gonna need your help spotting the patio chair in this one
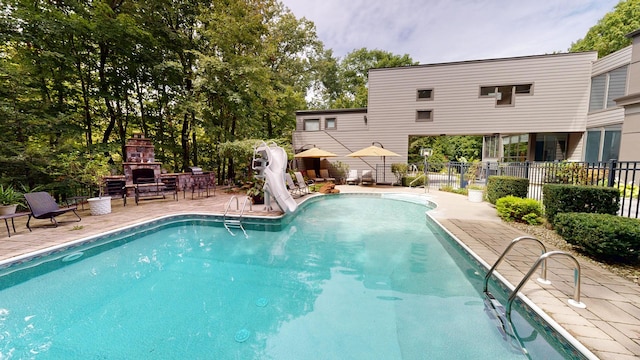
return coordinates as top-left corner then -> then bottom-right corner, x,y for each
361,170 -> 375,186
24,192 -> 82,230
294,171 -> 314,194
346,170 -> 359,185
306,169 -> 324,182
285,173 -> 302,197
319,169 -> 336,183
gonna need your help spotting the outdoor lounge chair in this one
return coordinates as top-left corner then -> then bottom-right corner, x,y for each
24,192 -> 82,230
346,170 -> 359,185
319,169 -> 336,183
294,171 -> 313,194
306,169 -> 324,182
361,170 -> 375,185
285,173 -> 302,197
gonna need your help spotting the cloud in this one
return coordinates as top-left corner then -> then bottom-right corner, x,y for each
281,0 -> 619,63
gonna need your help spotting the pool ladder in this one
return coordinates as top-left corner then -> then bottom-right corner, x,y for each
223,196 -> 252,238
482,236 -> 586,354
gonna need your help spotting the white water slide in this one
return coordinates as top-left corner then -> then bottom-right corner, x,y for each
254,142 -> 298,213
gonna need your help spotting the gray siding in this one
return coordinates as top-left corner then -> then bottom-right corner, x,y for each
367,52 -> 597,136
591,46 -> 631,76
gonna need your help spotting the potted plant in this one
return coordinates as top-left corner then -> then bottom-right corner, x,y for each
465,160 -> 485,203
81,158 -> 113,215
0,185 -> 24,215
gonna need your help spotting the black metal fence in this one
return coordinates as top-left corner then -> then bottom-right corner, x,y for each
382,160 -> 640,219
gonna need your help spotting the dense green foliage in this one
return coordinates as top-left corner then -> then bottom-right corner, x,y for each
570,0 -> 640,57
408,135 -> 483,168
0,0 -> 324,190
315,48 -> 417,109
486,176 -> 529,205
542,184 -> 620,225
495,196 -> 543,225
555,213 -> 640,263
402,175 -> 426,187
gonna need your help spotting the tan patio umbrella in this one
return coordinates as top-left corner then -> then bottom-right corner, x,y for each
346,145 -> 400,158
347,144 -> 400,183
294,147 -> 338,158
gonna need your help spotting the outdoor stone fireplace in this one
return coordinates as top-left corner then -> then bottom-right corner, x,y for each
123,133 -> 162,185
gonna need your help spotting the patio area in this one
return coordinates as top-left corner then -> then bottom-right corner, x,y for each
0,185 -> 638,359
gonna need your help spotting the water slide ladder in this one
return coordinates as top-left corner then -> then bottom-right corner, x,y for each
482,236 -> 586,355
223,195 -> 251,238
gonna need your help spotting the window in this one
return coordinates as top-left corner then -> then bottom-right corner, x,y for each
584,127 -> 621,162
480,84 -> 532,106
304,119 -> 320,131
502,134 -> 528,162
589,74 -> 606,112
607,66 -> 627,108
417,89 -> 433,100
483,135 -> 500,159
325,118 -> 336,130
589,65 -> 628,112
584,130 -> 601,163
416,110 -> 433,122
534,133 -> 567,161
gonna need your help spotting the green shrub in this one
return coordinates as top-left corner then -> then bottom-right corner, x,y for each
486,176 -> 529,205
542,184 -> 619,225
439,185 -> 467,195
555,213 -> 640,263
402,175 -> 425,187
496,196 -> 543,225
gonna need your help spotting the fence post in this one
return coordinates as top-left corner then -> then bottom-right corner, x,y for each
524,161 -> 530,179
607,160 -> 617,187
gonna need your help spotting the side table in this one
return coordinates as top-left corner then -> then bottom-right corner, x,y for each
0,212 -> 31,237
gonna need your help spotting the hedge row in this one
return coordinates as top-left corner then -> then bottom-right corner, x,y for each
542,184 -> 619,225
554,213 -> 640,263
486,176 -> 529,205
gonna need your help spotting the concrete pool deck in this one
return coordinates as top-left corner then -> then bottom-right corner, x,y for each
0,185 -> 638,359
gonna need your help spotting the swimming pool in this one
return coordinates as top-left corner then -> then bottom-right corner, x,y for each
0,194 -> 587,359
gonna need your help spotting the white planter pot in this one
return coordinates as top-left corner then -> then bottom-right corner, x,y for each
467,189 -> 484,203
87,196 -> 112,215
0,204 -> 17,215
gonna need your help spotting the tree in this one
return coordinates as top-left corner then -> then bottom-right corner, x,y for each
318,48 -> 417,109
570,0 -> 640,57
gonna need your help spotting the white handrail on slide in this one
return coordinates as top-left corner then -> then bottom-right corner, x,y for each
253,142 -> 298,213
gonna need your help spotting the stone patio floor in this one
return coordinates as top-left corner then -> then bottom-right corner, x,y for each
1,185 -> 639,359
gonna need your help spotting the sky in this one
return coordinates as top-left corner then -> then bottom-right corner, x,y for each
280,0 -> 620,64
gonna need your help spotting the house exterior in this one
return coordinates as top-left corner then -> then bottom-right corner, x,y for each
293,30 -> 639,181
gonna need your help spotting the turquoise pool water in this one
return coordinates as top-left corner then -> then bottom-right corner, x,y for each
0,195 -> 583,359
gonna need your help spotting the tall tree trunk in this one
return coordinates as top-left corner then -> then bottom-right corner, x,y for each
181,112 -> 190,171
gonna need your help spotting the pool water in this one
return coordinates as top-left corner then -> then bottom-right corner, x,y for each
0,195 -> 580,359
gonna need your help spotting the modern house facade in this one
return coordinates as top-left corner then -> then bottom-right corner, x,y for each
293,30 -> 640,181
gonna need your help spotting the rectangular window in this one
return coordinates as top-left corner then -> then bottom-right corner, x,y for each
483,135 -> 499,159
480,86 -> 496,97
480,84 -> 531,106
584,130 -> 601,163
602,129 -> 621,161
606,65 -> 627,108
515,84 -> 532,94
502,134 -> 528,162
304,119 -> 320,131
589,74 -> 606,112
416,110 -> 433,122
496,85 -> 513,106
417,89 -> 433,100
325,118 -> 336,130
